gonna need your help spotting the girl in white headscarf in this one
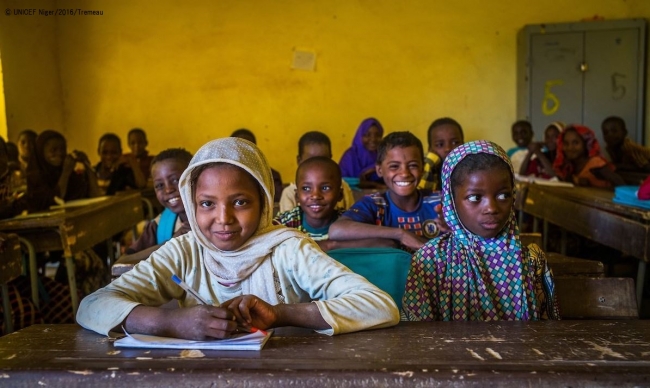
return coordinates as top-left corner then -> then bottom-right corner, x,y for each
77,138 -> 398,339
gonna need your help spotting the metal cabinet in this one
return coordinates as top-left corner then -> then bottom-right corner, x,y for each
517,19 -> 646,146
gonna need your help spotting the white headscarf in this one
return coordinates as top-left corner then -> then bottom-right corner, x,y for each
179,137 -> 304,303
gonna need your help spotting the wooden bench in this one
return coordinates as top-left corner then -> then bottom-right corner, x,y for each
555,277 -> 638,319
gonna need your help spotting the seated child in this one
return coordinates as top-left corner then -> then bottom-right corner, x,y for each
554,125 -> 625,188
339,118 -> 384,187
329,131 -> 445,252
95,133 -> 146,195
25,130 -> 102,212
418,117 -> 464,191
17,129 -> 37,176
124,128 -> 155,182
602,116 -> 650,172
519,122 -> 563,178
274,156 -> 389,252
76,137 -> 399,339
402,140 -> 560,321
507,120 -> 534,174
231,128 -> 283,202
117,148 -> 193,265
279,131 -> 355,213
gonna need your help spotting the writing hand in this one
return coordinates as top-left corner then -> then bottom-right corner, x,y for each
164,305 -> 237,340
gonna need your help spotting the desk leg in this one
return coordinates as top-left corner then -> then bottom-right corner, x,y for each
18,237 -> 38,310
1,283 -> 13,334
560,229 -> 567,255
637,261 -> 646,311
543,220 -> 548,252
106,239 -> 115,267
65,255 -> 79,317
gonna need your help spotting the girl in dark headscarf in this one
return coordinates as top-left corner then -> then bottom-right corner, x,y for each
339,118 -> 384,185
25,130 -> 101,212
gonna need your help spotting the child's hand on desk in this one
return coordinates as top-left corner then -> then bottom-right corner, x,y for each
220,295 -> 277,331
157,305 -> 238,340
399,229 -> 429,251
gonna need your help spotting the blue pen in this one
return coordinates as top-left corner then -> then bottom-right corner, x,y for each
171,274 -> 209,305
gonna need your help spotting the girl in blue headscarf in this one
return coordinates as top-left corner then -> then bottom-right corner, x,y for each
402,140 -> 560,321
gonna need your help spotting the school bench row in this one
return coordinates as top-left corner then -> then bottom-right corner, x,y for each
0,321 -> 648,387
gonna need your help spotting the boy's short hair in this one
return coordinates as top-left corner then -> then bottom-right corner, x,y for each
427,118 -> 464,149
450,153 -> 511,195
602,116 -> 626,129
298,131 -> 331,157
295,156 -> 342,183
511,120 -> 532,131
231,128 -> 257,144
376,131 -> 424,165
18,129 -> 37,141
128,128 -> 147,140
152,148 -> 193,168
99,133 -> 122,150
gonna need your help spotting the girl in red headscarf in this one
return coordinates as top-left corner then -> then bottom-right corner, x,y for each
553,125 -> 624,188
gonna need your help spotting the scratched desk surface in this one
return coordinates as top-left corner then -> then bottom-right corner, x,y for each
0,321 -> 648,387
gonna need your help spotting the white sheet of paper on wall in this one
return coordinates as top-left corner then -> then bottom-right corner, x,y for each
292,49 -> 316,71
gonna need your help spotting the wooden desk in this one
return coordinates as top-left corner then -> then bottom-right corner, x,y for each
522,184 -> 650,307
0,193 -> 143,315
0,321 -> 649,387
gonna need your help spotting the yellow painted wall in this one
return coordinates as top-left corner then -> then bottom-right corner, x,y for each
0,0 -> 648,180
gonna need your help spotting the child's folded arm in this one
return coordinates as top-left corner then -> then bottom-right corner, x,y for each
274,238 -> 399,335
329,217 -> 426,251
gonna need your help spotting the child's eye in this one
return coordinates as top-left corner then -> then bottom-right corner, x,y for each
467,194 -> 480,203
321,185 -> 331,191
199,200 -> 213,208
154,183 -> 164,191
301,186 -> 311,192
388,164 -> 399,170
408,163 -> 420,170
434,142 -> 444,148
497,192 -> 512,200
234,199 -> 249,207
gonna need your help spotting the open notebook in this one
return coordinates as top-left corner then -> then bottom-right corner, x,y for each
114,329 -> 273,351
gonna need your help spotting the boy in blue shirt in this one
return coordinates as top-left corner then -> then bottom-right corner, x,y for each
329,131 -> 444,251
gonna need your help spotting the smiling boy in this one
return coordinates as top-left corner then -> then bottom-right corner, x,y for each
329,132 -> 444,251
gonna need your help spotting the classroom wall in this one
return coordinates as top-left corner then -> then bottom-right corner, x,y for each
0,0 -> 648,180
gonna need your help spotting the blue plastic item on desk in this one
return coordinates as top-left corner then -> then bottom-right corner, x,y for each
613,185 -> 650,210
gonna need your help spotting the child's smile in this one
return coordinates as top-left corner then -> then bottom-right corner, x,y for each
295,163 -> 342,229
153,159 -> 187,215
376,145 -> 422,200
194,164 -> 262,251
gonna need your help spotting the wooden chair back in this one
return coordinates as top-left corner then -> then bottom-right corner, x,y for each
555,277 -> 638,319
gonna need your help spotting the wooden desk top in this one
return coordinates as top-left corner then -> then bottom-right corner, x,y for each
1,321 -> 648,387
0,192 -> 143,256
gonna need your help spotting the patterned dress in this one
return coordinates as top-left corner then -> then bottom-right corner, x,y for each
402,140 -> 560,321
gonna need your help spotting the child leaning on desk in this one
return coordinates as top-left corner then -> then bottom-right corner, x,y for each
402,141 -> 560,321
77,137 -> 399,339
116,148 -> 192,265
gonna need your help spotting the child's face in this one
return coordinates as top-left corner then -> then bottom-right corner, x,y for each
43,138 -> 66,167
194,165 -> 262,251
562,130 -> 587,161
602,121 -> 627,147
362,125 -> 382,152
512,124 -> 533,148
99,140 -> 122,168
295,164 -> 342,226
152,159 -> 187,214
453,168 -> 513,239
128,133 -> 148,157
544,127 -> 560,152
18,134 -> 34,160
297,143 -> 331,164
429,124 -> 463,160
376,145 -> 422,199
